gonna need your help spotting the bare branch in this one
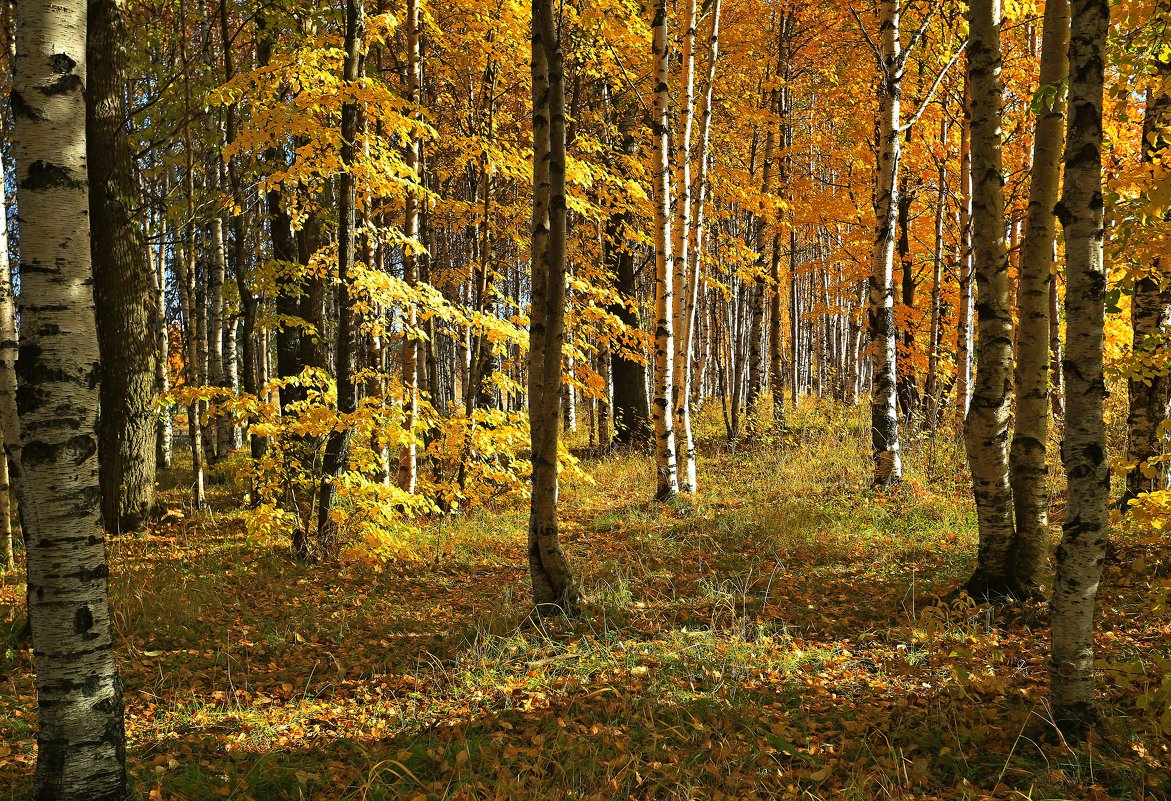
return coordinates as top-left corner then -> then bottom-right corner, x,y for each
848,4 -> 887,75
899,40 -> 967,135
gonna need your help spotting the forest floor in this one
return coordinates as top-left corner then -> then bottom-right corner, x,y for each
2,401 -> 1171,800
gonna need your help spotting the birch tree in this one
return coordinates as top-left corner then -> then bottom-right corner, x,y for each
1008,0 -> 1069,594
13,0 -> 127,794
1051,0 -> 1109,737
964,0 -> 1018,599
651,0 -> 680,500
861,0 -> 961,485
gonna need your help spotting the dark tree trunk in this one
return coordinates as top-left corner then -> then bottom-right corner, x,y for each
88,0 -> 158,534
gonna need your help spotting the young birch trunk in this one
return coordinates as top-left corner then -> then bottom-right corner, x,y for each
207,214 -> 230,460
964,0 -> 1018,599
869,0 -> 904,486
0,150 -> 18,571
956,81 -> 974,428
1051,0 -> 1109,737
925,116 -> 948,430
746,89 -> 776,430
1008,0 -> 1069,591
88,0 -> 159,533
152,185 -> 173,471
317,0 -> 364,559
178,38 -> 204,509
528,0 -> 578,613
686,0 -> 722,424
13,1 -> 127,794
651,0 -> 680,499
1049,267 -> 1065,419
671,0 -> 698,492
1121,47 -> 1171,508
398,0 -> 421,493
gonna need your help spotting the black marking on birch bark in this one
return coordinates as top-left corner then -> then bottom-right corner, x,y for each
49,53 -> 78,73
21,435 -> 98,468
74,605 -> 94,634
38,74 -> 84,96
23,161 -> 85,191
9,91 -> 45,121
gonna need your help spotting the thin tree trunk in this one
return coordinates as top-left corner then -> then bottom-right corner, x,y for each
925,115 -> 948,430
13,0 -> 127,792
1049,267 -> 1065,419
88,0 -> 159,533
528,0 -> 578,613
1121,49 -> 1171,508
0,148 -> 19,572
869,0 -> 904,486
398,0 -> 421,493
317,0 -> 364,559
956,80 -> 974,427
1051,0 -> 1109,738
1008,0 -> 1069,592
152,181 -> 172,471
651,0 -> 679,499
672,0 -> 698,491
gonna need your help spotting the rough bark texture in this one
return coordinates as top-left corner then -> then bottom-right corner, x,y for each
528,0 -> 578,614
1008,0 -> 1069,593
651,0 -> 680,500
1121,44 -> 1171,508
317,0 -> 364,560
1051,0 -> 1109,739
964,0 -> 1018,599
869,0 -> 903,486
88,0 -> 159,534
13,0 -> 128,794
604,96 -> 651,447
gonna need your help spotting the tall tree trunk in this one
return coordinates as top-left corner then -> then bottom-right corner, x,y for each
88,0 -> 159,533
925,115 -> 948,430
746,88 -> 776,431
869,0 -> 904,486
1121,46 -> 1171,508
178,33 -> 205,509
956,80 -> 974,427
672,0 -> 698,491
651,0 -> 679,499
529,0 -> 578,613
606,203 -> 652,446
0,148 -> 19,572
1051,0 -> 1109,738
1008,0 -> 1069,592
317,0 -> 364,559
208,214 -> 231,460
964,0 -> 1017,599
689,0 -> 721,421
152,184 -> 172,471
219,0 -> 260,466
397,0 -> 421,493
13,0 -> 127,793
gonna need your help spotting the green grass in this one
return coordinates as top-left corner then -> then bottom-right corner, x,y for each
1,398 -> 1169,800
